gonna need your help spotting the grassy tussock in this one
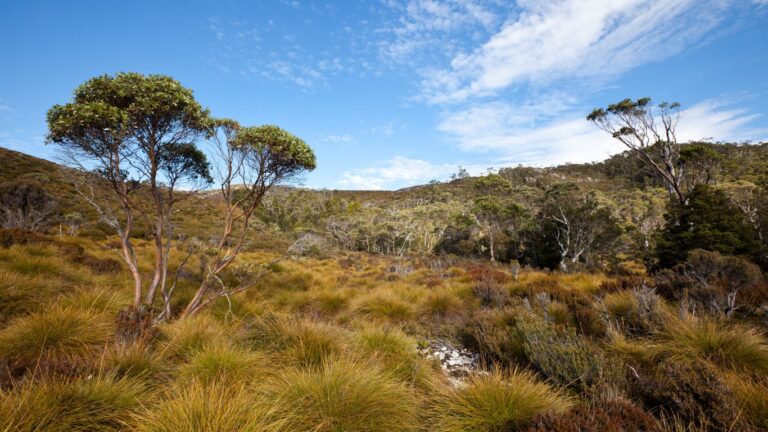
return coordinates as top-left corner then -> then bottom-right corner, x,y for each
103,342 -> 166,380
176,344 -> 269,385
133,381 -> 269,432
661,317 -> 768,373
0,305 -> 112,372
157,314 -> 230,360
431,369 -> 572,432
723,373 -> 768,429
263,357 -> 419,431
0,374 -> 146,432
352,290 -> 415,323
243,313 -> 346,368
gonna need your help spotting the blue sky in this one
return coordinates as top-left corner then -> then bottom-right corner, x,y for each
1,0 -> 767,190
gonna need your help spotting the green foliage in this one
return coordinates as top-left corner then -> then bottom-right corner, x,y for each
431,369 -> 572,432
232,124 -> 317,174
656,185 -> 761,268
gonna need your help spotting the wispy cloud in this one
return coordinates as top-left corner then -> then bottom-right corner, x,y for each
377,0 -> 502,66
338,156 -> 487,190
319,133 -> 354,143
438,98 -> 767,166
0,98 -> 12,113
419,0 -> 734,103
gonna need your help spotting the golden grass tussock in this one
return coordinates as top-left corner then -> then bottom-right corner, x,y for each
242,312 -> 347,368
156,313 -> 231,360
0,305 -> 113,373
103,342 -> 167,381
132,380 -> 271,432
431,369 -> 573,432
0,374 -> 147,432
660,317 -> 768,374
261,357 -> 420,432
176,343 -> 270,385
352,289 -> 415,323
723,372 -> 768,430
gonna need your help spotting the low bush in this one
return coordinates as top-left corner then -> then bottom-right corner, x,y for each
0,228 -> 45,248
431,369 -> 572,432
524,399 -> 657,432
0,374 -> 146,432
516,314 -> 625,395
631,359 -> 747,431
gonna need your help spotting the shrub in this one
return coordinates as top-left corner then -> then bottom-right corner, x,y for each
469,265 -> 511,307
516,314 -> 625,395
524,399 -> 657,432
431,369 -> 572,432
263,358 -> 419,432
631,359 -> 746,431
133,381 -> 268,432
600,286 -> 663,335
177,344 -> 268,385
0,228 -> 46,248
0,306 -> 112,375
157,314 -> 229,360
0,374 -> 146,432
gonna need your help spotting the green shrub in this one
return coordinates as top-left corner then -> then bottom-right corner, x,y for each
263,358 -> 419,431
516,314 -> 625,395
0,305 -> 112,374
0,374 -> 146,432
432,369 -> 572,432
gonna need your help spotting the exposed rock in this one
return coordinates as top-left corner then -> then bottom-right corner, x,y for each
417,340 -> 482,384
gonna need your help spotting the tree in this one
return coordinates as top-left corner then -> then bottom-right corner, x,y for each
538,184 -> 622,272
47,72 -> 213,310
588,98 -> 689,204
655,185 -> 761,269
0,180 -> 57,231
182,123 -> 316,316
472,174 -> 515,262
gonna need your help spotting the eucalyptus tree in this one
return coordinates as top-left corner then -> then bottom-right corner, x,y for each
47,73 -> 213,309
182,123 -> 316,316
588,98 -> 689,204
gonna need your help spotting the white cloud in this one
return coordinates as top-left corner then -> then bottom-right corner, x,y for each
0,98 -> 12,113
338,156 -> 486,190
420,0 -> 732,103
378,0 -> 502,65
438,99 -> 767,166
319,133 -> 354,143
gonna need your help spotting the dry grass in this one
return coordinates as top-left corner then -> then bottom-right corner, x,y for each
0,374 -> 147,432
431,369 -> 572,432
0,305 -> 112,373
